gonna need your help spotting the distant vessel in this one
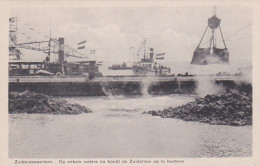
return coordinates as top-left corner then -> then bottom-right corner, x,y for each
132,39 -> 171,76
191,8 -> 229,65
108,62 -> 132,70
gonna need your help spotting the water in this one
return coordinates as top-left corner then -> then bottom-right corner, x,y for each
100,60 -> 251,76
9,95 -> 252,158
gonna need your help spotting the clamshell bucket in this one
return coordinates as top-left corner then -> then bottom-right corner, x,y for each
191,12 -> 229,65
191,47 -> 229,65
191,48 -> 210,65
213,47 -> 229,63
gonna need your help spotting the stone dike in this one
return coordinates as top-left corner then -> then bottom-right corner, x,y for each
145,93 -> 252,126
9,91 -> 91,115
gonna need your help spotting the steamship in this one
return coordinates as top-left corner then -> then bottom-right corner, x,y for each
132,39 -> 171,76
9,17 -> 100,78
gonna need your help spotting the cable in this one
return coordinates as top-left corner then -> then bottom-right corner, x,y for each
225,23 -> 252,40
225,36 -> 252,42
198,23 -> 251,46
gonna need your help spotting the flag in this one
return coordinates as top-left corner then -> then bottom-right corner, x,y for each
155,53 -> 165,60
77,46 -> 85,50
90,50 -> 95,54
156,57 -> 164,60
9,17 -> 16,23
77,40 -> 86,50
78,40 -> 86,45
97,61 -> 103,66
156,53 -> 165,56
9,17 -> 16,32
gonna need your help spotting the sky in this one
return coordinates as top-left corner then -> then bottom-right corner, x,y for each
11,6 -> 252,65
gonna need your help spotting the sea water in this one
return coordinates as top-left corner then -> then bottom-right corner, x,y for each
9,95 -> 252,158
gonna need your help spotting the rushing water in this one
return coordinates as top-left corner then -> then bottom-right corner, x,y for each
9,95 -> 252,158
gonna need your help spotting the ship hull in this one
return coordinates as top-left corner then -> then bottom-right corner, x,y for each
132,64 -> 170,76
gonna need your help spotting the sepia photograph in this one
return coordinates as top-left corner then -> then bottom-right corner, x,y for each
5,2 -> 254,161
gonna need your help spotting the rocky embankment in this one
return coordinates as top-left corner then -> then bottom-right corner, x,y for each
145,93 -> 252,126
9,91 -> 91,115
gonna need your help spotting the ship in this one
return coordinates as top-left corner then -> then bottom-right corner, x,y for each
132,39 -> 171,76
8,17 -> 101,79
191,8 -> 229,65
108,62 -> 132,70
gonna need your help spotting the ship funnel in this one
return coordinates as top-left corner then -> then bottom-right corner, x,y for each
150,48 -> 154,60
58,38 -> 64,64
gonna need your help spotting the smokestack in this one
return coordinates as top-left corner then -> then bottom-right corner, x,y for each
150,48 -> 154,60
58,38 -> 64,64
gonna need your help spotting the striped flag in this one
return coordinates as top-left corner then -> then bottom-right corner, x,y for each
156,57 -> 164,60
156,53 -> 165,60
77,46 -> 85,50
9,17 -> 17,32
156,53 -> 165,56
90,50 -> 95,55
78,40 -> 86,45
9,17 -> 16,23
97,61 -> 103,66
77,40 -> 86,50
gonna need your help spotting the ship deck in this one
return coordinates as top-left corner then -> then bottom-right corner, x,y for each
9,75 -> 247,83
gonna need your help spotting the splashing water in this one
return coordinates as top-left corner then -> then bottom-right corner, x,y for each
140,77 -> 159,97
100,83 -> 114,99
196,76 -> 225,97
141,78 -> 150,97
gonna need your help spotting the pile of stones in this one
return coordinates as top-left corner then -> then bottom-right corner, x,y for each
9,91 -> 91,115
145,93 -> 252,126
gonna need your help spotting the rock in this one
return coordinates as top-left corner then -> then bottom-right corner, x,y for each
9,91 -> 92,115
150,111 -> 157,116
144,92 -> 252,126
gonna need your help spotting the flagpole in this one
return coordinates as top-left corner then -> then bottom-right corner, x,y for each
85,45 -> 87,58
16,17 -> 18,44
48,18 -> 52,63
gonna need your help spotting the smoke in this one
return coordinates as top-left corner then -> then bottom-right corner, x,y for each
196,76 -> 225,97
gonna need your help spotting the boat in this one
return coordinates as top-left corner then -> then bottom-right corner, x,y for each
108,62 -> 132,70
35,69 -> 54,75
8,17 -> 101,78
132,39 -> 171,76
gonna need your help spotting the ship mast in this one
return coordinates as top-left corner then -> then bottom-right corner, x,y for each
48,19 -> 52,63
16,17 -> 18,44
143,38 -> 146,61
